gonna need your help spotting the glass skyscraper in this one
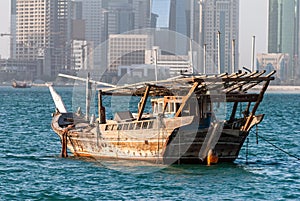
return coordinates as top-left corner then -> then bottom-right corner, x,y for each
268,0 -> 300,82
168,0 -> 239,74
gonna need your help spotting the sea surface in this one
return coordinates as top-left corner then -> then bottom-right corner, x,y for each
0,86 -> 299,200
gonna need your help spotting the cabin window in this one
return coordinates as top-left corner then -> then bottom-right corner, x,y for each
136,122 -> 142,130
117,124 -> 123,130
129,123 -> 134,130
153,105 -> 157,114
148,121 -> 154,129
169,102 -> 175,113
105,124 -> 116,131
158,102 -> 163,113
123,124 -> 128,130
142,122 -> 148,129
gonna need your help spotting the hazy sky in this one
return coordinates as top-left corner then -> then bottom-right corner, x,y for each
0,0 -> 268,68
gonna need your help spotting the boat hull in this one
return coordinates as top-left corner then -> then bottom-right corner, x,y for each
52,113 -> 250,165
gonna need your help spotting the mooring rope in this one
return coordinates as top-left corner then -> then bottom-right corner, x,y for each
256,134 -> 300,161
249,129 -> 300,161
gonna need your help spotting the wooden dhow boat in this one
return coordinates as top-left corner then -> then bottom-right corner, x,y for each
49,70 -> 276,165
12,80 -> 31,88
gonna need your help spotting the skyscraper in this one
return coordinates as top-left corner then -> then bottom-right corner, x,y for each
268,0 -> 300,83
201,0 -> 239,74
76,0 -> 152,70
169,0 -> 200,42
12,0 -> 71,78
168,0 -> 199,54
78,0 -> 103,69
10,0 -> 17,59
102,0 -> 152,39
168,0 -> 239,74
169,0 -> 191,38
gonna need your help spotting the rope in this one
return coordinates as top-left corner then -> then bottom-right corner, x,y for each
249,128 -> 300,161
253,131 -> 300,161
246,138 -> 249,164
61,124 -> 74,158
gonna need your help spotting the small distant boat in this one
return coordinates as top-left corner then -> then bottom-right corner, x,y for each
12,80 -> 32,88
49,70 -> 276,165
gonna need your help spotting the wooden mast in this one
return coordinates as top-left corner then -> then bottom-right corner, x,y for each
98,90 -> 106,124
137,85 -> 151,121
85,73 -> 91,121
175,82 -> 199,117
242,80 -> 270,131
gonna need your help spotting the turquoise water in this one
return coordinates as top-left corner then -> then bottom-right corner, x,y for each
0,86 -> 299,200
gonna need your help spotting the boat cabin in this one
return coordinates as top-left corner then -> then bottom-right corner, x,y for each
151,96 -> 183,117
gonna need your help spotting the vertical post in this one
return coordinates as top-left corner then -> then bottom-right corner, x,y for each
154,48 -> 158,82
98,90 -> 106,124
229,102 -> 238,122
217,31 -> 221,74
190,0 -> 194,41
203,43 -> 207,74
82,44 -> 85,70
199,0 -> 204,74
190,39 -> 194,74
85,73 -> 91,121
251,36 -> 256,72
231,39 -> 236,73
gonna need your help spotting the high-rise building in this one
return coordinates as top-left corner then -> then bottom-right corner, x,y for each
108,34 -> 152,72
77,0 -> 104,69
102,0 -> 152,39
75,0 -> 152,71
12,0 -> 71,78
268,0 -> 300,83
201,0 -> 239,74
10,0 -> 17,59
168,0 -> 239,74
169,0 -> 200,54
169,0 -> 191,39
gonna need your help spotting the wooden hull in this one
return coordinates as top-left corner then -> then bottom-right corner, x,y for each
52,113 -> 250,165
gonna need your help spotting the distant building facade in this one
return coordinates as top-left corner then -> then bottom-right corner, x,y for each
0,58 -> 38,81
145,48 -> 194,77
268,0 -> 300,83
169,0 -> 201,45
108,34 -> 152,72
167,0 -> 239,74
118,64 -> 170,82
11,0 -> 72,79
257,53 -> 289,83
72,0 -> 153,71
72,40 -> 89,70
201,0 -> 239,74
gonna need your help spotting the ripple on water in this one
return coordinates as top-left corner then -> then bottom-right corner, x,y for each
0,88 -> 299,200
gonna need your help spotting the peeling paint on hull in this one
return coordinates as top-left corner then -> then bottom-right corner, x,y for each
52,113 -> 250,164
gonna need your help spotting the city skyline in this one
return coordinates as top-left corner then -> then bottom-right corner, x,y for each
0,0 -> 268,69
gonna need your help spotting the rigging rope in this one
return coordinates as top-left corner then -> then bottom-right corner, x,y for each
250,129 -> 300,161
